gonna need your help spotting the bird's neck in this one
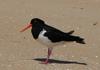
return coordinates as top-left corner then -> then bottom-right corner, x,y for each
31,25 -> 43,39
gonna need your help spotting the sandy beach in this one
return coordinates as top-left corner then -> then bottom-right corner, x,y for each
0,0 -> 100,70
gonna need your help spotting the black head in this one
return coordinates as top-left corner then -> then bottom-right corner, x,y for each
20,18 -> 45,32
30,18 -> 45,26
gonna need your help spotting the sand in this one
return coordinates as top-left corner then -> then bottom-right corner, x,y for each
0,0 -> 100,70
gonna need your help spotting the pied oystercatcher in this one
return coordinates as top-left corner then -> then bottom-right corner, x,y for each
20,18 -> 85,64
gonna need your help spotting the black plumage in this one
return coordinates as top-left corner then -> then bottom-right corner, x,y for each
21,18 -> 85,64
31,18 -> 85,44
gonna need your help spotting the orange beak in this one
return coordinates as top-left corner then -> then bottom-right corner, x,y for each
20,23 -> 32,32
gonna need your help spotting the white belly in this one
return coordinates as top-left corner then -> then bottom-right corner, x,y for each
37,29 -> 65,47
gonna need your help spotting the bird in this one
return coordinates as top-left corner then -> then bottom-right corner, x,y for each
20,18 -> 85,64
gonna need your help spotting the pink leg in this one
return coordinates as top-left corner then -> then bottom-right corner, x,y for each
42,47 -> 53,64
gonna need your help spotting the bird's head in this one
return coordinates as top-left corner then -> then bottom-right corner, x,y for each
20,18 -> 45,32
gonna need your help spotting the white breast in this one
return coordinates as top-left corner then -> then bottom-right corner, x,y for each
37,29 -> 65,47
37,29 -> 53,47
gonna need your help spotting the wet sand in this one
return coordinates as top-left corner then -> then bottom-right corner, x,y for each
0,0 -> 100,70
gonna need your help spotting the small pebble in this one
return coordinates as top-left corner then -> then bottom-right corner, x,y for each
95,56 -> 99,58
23,37 -> 26,39
93,22 -> 98,26
80,8 -> 84,10
96,62 -> 99,65
67,69 -> 71,70
71,55 -> 75,58
63,45 -> 66,47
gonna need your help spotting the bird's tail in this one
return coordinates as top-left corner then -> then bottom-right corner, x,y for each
65,30 -> 85,44
73,36 -> 85,44
65,35 -> 86,44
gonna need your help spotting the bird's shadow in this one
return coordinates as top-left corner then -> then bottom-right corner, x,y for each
33,58 -> 87,65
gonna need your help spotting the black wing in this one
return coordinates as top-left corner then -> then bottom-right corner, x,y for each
44,24 -> 85,44
43,24 -> 73,42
